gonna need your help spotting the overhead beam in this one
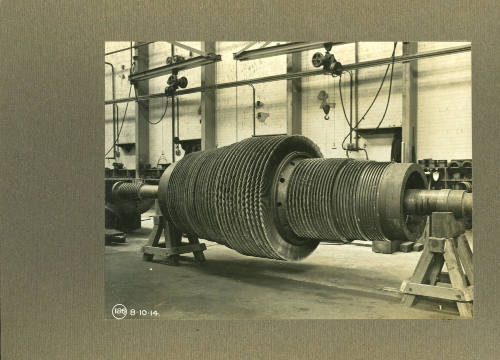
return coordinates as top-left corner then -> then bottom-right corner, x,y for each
402,42 -> 418,163
129,55 -> 221,83
235,42 -> 344,61
201,41 -> 217,150
106,45 -> 470,105
286,52 -> 302,135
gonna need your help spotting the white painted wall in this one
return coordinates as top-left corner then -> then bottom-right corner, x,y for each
105,42 -> 136,170
215,42 -> 287,147
105,41 -> 471,169
300,42 -> 405,161
416,42 -> 471,161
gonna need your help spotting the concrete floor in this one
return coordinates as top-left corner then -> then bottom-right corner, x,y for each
105,215 -> 471,320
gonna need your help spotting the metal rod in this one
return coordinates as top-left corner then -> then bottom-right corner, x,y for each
404,189 -> 472,217
349,71 -> 353,144
129,55 -> 221,83
233,41 -> 259,57
105,45 -> 471,105
171,41 -> 207,56
105,62 -> 117,159
248,84 -> 256,136
344,44 -> 470,71
234,42 -> 345,61
139,185 -> 159,199
107,69 -> 323,105
171,45 -> 176,163
130,41 -> 133,71
171,95 -> 176,162
105,42 -> 155,56
176,97 -> 180,138
354,42 -> 359,149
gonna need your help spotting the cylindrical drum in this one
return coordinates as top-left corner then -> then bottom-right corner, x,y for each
157,135 -> 323,261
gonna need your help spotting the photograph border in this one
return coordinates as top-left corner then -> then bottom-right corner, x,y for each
1,1 -> 499,359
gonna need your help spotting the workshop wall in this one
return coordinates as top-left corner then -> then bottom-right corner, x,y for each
147,42 -> 201,166
215,42 -> 287,147
301,42 -> 403,161
416,42 -> 471,161
105,41 -> 472,170
105,42 -> 202,170
105,42 -> 137,170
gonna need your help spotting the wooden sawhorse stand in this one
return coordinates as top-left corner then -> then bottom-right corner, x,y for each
142,215 -> 206,265
400,212 -> 473,318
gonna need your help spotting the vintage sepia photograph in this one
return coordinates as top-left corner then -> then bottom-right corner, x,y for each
104,41 -> 472,320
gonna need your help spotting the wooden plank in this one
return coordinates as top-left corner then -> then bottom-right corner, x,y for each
456,234 -> 474,285
464,286 -> 474,302
372,239 -> 400,254
431,212 -> 464,238
428,237 -> 445,253
439,272 -> 450,283
143,243 -> 207,257
444,238 -> 473,317
401,281 -> 467,302
428,253 -> 444,285
146,216 -> 163,247
163,218 -> 183,264
188,234 -> 206,262
142,216 -> 163,261
436,282 -> 451,288
400,241 -> 415,252
401,247 -> 434,306
413,243 -> 424,252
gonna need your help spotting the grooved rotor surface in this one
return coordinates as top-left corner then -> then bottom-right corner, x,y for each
355,162 -> 391,241
287,158 -> 350,241
287,158 -> 400,243
157,134 -> 427,260
158,135 -> 322,260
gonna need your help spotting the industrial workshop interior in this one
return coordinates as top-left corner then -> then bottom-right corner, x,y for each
105,41 -> 472,320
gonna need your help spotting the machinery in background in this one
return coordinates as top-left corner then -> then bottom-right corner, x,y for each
418,158 -> 472,228
112,135 -> 474,317
418,158 -> 472,191
104,138 -> 202,244
174,137 -> 201,155
105,179 -> 155,243
311,43 -> 343,76
112,135 -> 472,258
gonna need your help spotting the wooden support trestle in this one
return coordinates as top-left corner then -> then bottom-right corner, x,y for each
142,215 -> 206,265
401,212 -> 473,318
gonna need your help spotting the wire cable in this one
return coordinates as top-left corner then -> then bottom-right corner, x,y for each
105,61 -> 137,158
105,84 -> 133,157
339,42 -> 397,151
147,96 -> 169,125
338,74 -> 352,128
